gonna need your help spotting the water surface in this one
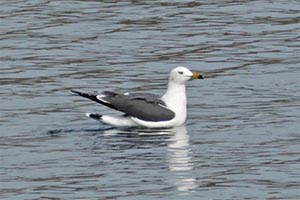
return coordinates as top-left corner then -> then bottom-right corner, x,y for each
1,0 -> 299,199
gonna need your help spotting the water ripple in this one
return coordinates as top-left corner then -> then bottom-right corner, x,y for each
1,0 -> 299,199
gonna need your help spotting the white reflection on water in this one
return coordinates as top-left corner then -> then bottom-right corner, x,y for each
167,126 -> 196,192
101,125 -> 196,193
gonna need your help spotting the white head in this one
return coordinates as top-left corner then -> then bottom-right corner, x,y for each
169,66 -> 203,85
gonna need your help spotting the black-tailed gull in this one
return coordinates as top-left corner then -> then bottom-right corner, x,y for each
71,67 -> 203,128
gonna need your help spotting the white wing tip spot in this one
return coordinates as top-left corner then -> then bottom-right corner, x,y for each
96,94 -> 110,104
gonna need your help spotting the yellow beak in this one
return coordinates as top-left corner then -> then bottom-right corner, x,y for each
191,72 -> 204,79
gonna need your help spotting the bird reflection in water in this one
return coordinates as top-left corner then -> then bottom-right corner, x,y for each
167,125 -> 196,193
100,125 -> 196,193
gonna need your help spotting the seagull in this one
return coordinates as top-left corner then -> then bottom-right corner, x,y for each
71,67 -> 203,128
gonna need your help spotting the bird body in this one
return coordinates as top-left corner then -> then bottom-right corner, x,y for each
71,67 -> 203,128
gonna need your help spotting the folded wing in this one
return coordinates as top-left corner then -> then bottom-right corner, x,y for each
71,90 -> 175,122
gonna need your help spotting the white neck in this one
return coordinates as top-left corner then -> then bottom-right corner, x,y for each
162,81 -> 187,123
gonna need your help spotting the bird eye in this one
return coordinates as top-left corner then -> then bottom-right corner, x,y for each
178,71 -> 183,75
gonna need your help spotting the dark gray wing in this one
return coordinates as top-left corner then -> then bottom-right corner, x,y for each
71,90 -> 175,122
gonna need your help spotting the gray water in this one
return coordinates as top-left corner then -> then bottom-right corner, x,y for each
1,0 -> 300,199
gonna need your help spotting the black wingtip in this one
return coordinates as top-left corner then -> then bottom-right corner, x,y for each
71,89 -> 88,98
70,89 -> 80,95
70,89 -> 115,109
70,89 -> 90,100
